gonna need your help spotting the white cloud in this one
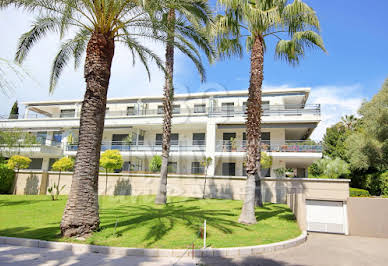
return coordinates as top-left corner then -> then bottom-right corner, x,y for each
308,84 -> 364,141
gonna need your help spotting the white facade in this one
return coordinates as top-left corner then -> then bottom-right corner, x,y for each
0,88 -> 322,177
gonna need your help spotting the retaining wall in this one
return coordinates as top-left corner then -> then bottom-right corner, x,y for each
13,170 -> 350,231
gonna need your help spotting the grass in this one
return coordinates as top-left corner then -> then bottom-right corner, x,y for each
0,195 -> 301,249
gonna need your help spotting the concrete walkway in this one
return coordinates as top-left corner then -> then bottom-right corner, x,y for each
1,233 -> 388,265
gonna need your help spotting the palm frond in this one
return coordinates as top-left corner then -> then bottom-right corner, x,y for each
49,28 -> 90,93
15,16 -> 61,63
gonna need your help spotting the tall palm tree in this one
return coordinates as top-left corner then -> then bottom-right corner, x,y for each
0,0 -> 193,237
154,0 -> 214,204
214,0 -> 326,224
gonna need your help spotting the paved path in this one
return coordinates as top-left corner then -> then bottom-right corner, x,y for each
1,233 -> 387,266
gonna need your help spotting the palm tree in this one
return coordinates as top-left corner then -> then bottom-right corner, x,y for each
0,0 -> 180,237
214,0 -> 326,224
154,0 -> 214,204
341,115 -> 357,130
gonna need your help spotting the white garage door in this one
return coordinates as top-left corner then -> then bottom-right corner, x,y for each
306,200 -> 345,234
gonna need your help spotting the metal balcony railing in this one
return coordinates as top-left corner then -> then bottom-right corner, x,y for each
2,104 -> 320,121
216,140 -> 322,153
66,141 -> 206,152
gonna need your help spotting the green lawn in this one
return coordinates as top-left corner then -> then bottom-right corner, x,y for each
0,195 -> 301,249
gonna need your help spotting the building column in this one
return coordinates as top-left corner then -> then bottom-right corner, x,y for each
24,107 -> 30,119
41,157 -> 50,171
205,120 -> 216,176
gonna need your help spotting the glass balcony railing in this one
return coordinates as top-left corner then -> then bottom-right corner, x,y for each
216,140 -> 322,153
66,141 -> 206,152
2,104 -> 320,120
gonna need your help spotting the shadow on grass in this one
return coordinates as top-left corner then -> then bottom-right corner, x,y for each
0,199 -> 50,207
255,204 -> 296,221
99,203 -> 248,247
0,226 -> 60,241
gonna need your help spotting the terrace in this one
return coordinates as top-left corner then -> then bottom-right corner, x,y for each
3,104 -> 320,120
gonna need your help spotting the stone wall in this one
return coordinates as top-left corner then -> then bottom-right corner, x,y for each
13,171 -> 350,231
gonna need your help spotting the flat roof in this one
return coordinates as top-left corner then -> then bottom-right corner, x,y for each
22,87 -> 311,106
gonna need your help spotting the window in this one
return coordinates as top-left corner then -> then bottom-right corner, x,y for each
138,134 -> 144,145
192,133 -> 205,145
172,105 -> 180,114
155,133 -> 179,145
127,106 -> 136,116
191,162 -> 204,174
28,158 -> 43,170
194,104 -> 206,113
53,132 -> 62,145
112,134 -> 129,149
60,109 -> 75,118
222,103 -> 234,116
36,132 -> 47,145
168,162 -> 177,173
157,105 -> 164,114
222,163 -> 235,176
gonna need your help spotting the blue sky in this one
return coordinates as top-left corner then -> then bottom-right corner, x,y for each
0,0 -> 387,140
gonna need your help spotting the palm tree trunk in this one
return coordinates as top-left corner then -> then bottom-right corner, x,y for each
60,32 -> 114,237
238,34 -> 264,224
155,8 -> 175,205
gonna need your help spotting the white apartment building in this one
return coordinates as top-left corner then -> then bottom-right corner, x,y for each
0,88 -> 322,177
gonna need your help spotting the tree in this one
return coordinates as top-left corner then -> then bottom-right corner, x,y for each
201,156 -> 212,199
322,123 -> 350,160
100,150 -> 123,195
149,155 -> 162,173
155,0 -> 214,205
52,157 -> 74,194
345,78 -> 388,172
312,157 -> 350,179
7,155 -> 31,194
341,115 -> 357,130
214,0 -> 325,224
8,101 -> 19,119
0,0 -> 198,237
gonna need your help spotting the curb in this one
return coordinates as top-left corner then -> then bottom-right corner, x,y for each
0,231 -> 307,258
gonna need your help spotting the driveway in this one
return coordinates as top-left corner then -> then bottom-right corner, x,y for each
1,233 -> 387,266
200,233 -> 388,266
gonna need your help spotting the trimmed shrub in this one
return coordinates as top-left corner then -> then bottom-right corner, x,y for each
0,164 -> 15,194
380,171 -> 388,196
350,187 -> 370,197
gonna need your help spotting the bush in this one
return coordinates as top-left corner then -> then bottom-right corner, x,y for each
149,155 -> 162,172
350,187 -> 370,197
0,164 -> 15,194
380,171 -> 388,196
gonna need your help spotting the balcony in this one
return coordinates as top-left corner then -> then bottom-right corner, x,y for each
210,104 -> 320,117
216,140 -> 322,153
0,142 -> 63,156
2,104 -> 320,121
66,141 -> 206,153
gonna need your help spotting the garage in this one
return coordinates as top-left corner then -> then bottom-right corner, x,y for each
306,200 -> 347,234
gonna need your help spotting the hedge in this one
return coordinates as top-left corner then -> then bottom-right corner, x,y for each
350,187 -> 370,197
0,164 -> 15,194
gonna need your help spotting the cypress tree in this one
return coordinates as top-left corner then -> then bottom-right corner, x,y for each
9,101 -> 18,119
